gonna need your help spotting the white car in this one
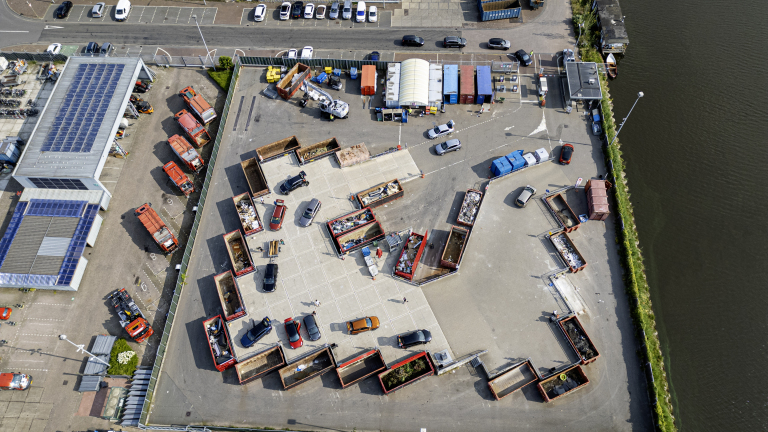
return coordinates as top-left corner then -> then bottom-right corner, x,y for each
287,49 -> 297,59
427,120 -> 455,139
316,4 -> 326,19
304,3 -> 314,18
300,46 -> 313,59
279,2 -> 291,20
253,4 -> 267,21
91,2 -> 105,18
368,5 -> 377,22
46,43 -> 62,55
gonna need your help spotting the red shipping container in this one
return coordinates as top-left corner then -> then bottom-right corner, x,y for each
460,65 -> 475,104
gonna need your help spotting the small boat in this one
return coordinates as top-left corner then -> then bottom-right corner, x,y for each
606,53 -> 618,79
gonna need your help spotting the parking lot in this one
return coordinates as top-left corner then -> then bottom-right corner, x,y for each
240,7 -> 391,28
145,62 -> 651,431
45,4 -> 217,25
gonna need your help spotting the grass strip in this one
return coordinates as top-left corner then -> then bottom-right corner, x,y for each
570,1 -> 676,430
208,69 -> 233,91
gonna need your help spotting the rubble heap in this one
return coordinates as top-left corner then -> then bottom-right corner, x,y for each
236,199 -> 260,231
458,190 -> 482,225
551,235 -> 584,269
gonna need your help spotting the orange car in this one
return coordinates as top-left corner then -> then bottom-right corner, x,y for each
346,316 -> 380,334
0,307 -> 11,320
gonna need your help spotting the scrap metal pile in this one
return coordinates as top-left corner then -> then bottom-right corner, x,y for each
396,234 -> 423,275
236,199 -> 260,232
551,235 -> 584,269
361,182 -> 401,206
458,190 -> 482,225
206,316 -> 233,366
330,210 -> 373,235
563,320 -> 596,360
341,238 -> 366,251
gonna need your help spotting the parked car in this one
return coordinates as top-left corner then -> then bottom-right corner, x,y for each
515,49 -> 532,66
515,185 -> 537,207
316,4 -> 326,18
284,318 -> 303,349
427,120 -> 455,139
303,314 -> 322,341
559,143 -> 574,165
240,317 -> 272,348
368,5 -> 377,22
114,0 -> 131,21
562,48 -> 575,63
355,1 -> 366,22
402,35 -> 425,47
263,263 -> 278,292
435,138 -> 461,155
397,329 -> 432,348
329,1 -> 339,19
286,49 -> 297,59
304,3 -> 314,18
487,38 -> 510,50
269,199 -> 287,230
300,46 -> 313,59
84,42 -> 100,54
299,198 -> 322,227
45,44 -> 62,55
342,0 -> 352,19
443,36 -> 466,48
347,316 -> 380,334
91,2 -> 105,18
279,171 -> 308,195
0,373 -> 31,391
291,1 -> 303,18
253,3 -> 267,21
280,2 -> 291,20
56,1 -> 73,19
0,307 -> 11,320
100,43 -> 115,56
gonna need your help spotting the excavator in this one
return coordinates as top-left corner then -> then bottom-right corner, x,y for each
300,81 -> 349,121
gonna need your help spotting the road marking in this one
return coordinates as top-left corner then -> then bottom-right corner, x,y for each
30,303 -> 71,307
0,31 -> 30,33
1,368 -> 48,372
210,7 -> 218,24
19,334 -> 57,337
24,318 -> 64,322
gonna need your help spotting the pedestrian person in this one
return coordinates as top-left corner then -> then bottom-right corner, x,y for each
312,311 -> 317,316
530,50 -> 534,57
260,196 -> 265,205
314,299 -> 321,307
403,297 -> 408,304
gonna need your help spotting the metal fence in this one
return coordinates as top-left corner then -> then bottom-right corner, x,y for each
1,51 -> 68,63
239,56 -> 390,70
138,57 -> 242,427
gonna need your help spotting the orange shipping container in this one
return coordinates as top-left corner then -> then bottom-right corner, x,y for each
361,65 -> 377,96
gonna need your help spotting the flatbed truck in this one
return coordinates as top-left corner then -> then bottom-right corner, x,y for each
109,288 -> 154,343
179,86 -> 217,125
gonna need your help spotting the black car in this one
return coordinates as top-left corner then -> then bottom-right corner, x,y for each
263,263 -> 278,293
443,36 -> 466,48
487,38 -> 510,50
515,49 -> 532,66
291,1 -> 304,18
84,42 -> 100,54
402,35 -> 425,47
397,329 -> 432,349
303,314 -> 322,341
240,317 -> 272,348
279,171 -> 308,195
55,1 -> 73,18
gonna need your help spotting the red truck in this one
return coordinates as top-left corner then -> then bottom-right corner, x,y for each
168,134 -> 204,173
179,86 -> 217,125
109,288 -> 154,343
203,315 -> 236,372
163,161 -> 195,197
175,109 -> 211,148
135,203 -> 178,253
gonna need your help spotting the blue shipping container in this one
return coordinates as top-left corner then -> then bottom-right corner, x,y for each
505,150 -> 525,171
477,0 -> 521,21
476,65 -> 492,105
443,65 -> 458,105
491,158 -> 512,177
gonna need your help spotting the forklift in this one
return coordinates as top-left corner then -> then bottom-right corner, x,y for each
130,94 -> 153,114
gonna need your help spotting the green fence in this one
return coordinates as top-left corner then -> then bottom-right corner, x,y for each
239,56 -> 389,70
139,58 -> 242,426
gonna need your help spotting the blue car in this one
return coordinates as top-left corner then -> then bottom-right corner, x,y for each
240,317 -> 272,348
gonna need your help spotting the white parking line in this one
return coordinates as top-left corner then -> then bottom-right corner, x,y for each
149,7 -> 157,23
172,8 -> 181,24
137,6 -> 146,22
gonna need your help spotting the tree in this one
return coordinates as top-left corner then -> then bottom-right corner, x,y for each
219,56 -> 233,70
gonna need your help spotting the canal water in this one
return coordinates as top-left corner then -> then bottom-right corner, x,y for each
606,0 -> 768,430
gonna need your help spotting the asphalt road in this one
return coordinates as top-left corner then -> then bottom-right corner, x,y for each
0,0 -> 44,47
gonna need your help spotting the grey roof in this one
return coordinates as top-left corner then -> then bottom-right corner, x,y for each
595,1 -> 629,44
91,334 -> 117,355
77,375 -> 103,392
13,57 -> 145,180
0,216 -> 77,275
82,335 -> 116,376
565,62 -> 603,100
20,188 -> 106,204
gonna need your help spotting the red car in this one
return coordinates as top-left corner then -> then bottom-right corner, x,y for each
284,318 -> 303,349
0,307 -> 11,320
559,143 -> 574,165
269,199 -> 286,230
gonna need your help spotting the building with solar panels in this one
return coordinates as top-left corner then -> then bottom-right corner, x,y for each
12,56 -> 155,204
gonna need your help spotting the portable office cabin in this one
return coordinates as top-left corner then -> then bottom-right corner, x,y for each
428,63 -> 442,110
460,65 -> 475,104
443,65 -> 458,104
385,63 -> 401,108
476,65 -> 492,104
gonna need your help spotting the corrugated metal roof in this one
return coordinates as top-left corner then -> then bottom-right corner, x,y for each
428,64 -> 442,105
20,189 -> 106,205
91,334 -> 117,355
83,355 -> 110,375
37,237 -> 71,257
476,66 -> 493,96
77,375 -> 103,392
29,255 -> 65,275
0,216 -> 50,274
45,217 -> 79,238
13,57 -> 145,181
443,65 -> 458,95
398,58 -> 429,107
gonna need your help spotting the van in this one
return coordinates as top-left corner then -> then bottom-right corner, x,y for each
341,0 -> 352,20
355,1 -> 366,22
115,0 -> 131,21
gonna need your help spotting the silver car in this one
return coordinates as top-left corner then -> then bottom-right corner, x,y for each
515,185 -> 537,208
299,198 -> 321,227
92,2 -> 105,18
435,138 -> 461,155
427,120 -> 455,139
329,2 -> 339,19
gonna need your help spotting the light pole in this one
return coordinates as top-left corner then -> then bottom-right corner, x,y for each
59,334 -> 110,366
191,15 -> 215,71
608,91 -> 644,146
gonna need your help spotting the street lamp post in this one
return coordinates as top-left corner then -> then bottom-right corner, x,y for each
191,15 -> 215,71
608,91 -> 644,146
59,334 -> 110,366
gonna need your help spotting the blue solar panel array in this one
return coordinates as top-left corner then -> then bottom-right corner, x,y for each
41,63 -> 125,153
26,199 -> 86,218
0,202 -> 28,269
57,204 -> 99,286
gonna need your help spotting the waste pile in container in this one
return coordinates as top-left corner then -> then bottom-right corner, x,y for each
551,234 -> 584,269
457,190 -> 482,225
361,182 -> 401,207
330,209 -> 373,235
236,199 -> 260,232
